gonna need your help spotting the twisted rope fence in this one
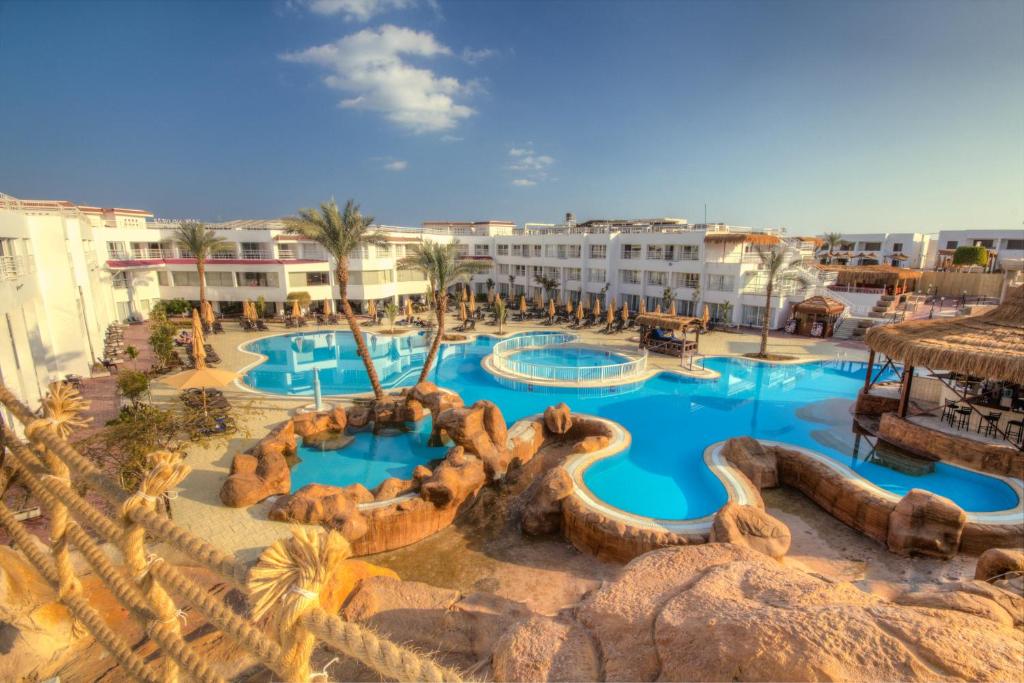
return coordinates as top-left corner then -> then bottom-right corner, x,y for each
0,381 -> 464,683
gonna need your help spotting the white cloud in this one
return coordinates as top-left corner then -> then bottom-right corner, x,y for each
506,144 -> 554,185
384,160 -> 408,171
281,25 -> 476,133
461,47 -> 497,64
440,134 -> 463,142
511,179 -> 536,187
307,0 -> 413,22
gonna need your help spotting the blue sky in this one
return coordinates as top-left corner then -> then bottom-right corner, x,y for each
1,0 -> 1021,234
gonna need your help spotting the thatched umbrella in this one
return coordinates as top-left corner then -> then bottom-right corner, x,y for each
468,295 -> 476,316
547,299 -> 556,320
576,304 -> 584,323
606,306 -> 614,327
655,303 -> 662,314
367,300 -> 377,319
535,293 -> 543,310
609,299 -> 617,317
639,298 -> 647,314
291,299 -> 301,318
701,305 -> 710,328
242,299 -> 252,320
324,298 -> 333,315
669,300 -> 677,316
593,298 -> 602,317
621,300 -> 630,323
566,299 -> 574,315
203,300 -> 215,325
519,295 -> 527,316
405,298 -> 414,320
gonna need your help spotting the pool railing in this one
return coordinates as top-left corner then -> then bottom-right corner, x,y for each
491,332 -> 648,384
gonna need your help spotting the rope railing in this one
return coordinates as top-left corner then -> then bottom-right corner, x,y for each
0,381 -> 464,683
490,332 -> 647,384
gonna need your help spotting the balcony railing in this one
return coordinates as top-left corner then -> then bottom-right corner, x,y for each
240,250 -> 272,260
130,248 -> 166,259
0,255 -> 34,280
209,251 -> 240,260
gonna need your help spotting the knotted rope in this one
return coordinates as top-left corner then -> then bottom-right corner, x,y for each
121,450 -> 191,683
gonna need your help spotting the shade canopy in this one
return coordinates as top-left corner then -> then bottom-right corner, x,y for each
635,313 -> 702,332
793,296 -> 846,316
593,299 -> 601,317
291,299 -> 301,317
519,295 -> 527,313
864,287 -> 1024,385
817,264 -> 923,287
160,366 -> 238,390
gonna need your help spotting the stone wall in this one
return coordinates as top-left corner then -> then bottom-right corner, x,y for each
878,412 -> 1023,479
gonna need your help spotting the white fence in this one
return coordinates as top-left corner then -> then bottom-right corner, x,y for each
491,332 -> 647,383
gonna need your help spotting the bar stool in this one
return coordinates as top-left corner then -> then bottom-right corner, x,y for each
1006,420 -> 1024,444
977,411 -> 1001,438
941,400 -> 958,424
954,407 -> 972,431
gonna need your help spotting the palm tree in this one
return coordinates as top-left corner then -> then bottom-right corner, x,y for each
495,296 -> 508,334
174,221 -> 226,314
284,199 -> 388,399
399,241 -> 488,382
754,246 -> 812,357
822,232 -> 843,264
534,274 -> 559,301
384,302 -> 399,333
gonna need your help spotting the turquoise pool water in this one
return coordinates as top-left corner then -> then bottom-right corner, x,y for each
291,418 -> 444,492
243,331 -> 1019,517
510,347 -> 629,367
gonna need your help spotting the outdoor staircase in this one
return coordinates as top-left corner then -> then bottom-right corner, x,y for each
868,294 -> 898,319
832,315 -> 883,340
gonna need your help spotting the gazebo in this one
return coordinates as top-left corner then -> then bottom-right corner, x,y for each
791,296 -> 845,337
818,264 -> 923,296
635,313 -> 703,364
863,286 -> 1024,451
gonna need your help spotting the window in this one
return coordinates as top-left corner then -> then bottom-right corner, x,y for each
588,268 -> 606,283
306,271 -> 330,286
394,245 -> 406,258
397,269 -> 422,282
863,242 -> 882,251
455,244 -> 469,257
474,244 -> 489,257
707,274 -> 735,292
375,244 -> 391,257
647,245 -> 665,260
497,244 -> 509,256
647,271 -> 667,286
350,270 -> 392,285
742,304 -> 767,327
974,239 -> 995,248
156,271 -> 169,286
112,271 -> 130,289
568,245 -> 581,258
545,245 -> 557,258
205,271 -> 234,287
678,245 -> 699,260
107,242 -> 127,259
497,263 -> 509,275
673,272 -> 699,288
565,267 -> 581,281
532,245 -> 542,257
172,271 -> 200,286
238,272 -> 279,287
590,244 -> 607,258
1006,239 -> 1024,250
514,265 -> 526,276
946,240 -> 958,249
891,242 -> 904,252
676,300 -> 695,317
622,244 -> 641,259
241,242 -> 268,259
620,269 -> 640,284
511,244 -> 524,256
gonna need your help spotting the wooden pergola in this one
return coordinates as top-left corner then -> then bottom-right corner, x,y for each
817,264 -> 923,295
792,296 -> 845,337
636,313 -> 703,363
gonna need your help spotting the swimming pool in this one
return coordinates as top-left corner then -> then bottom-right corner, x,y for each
242,331 -> 1019,517
509,347 -> 630,367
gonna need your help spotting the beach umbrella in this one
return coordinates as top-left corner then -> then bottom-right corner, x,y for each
655,303 -> 662,314
534,293 -> 543,309
405,298 -> 414,319
161,365 -> 238,416
459,301 -> 468,323
313,367 -> 323,411
576,304 -> 584,322
461,286 -> 468,303
621,300 -> 630,323
242,300 -> 251,320
609,299 -> 617,317
547,299 -> 556,319
324,298 -> 333,315
203,300 -> 215,325
519,295 -> 527,315
593,298 -> 602,317
702,305 -> 710,328
191,309 -> 206,365
606,306 -> 614,326
669,300 -> 677,316
566,299 -> 574,315
468,295 -> 476,316
639,298 -> 647,314
367,300 -> 377,318
291,299 -> 301,318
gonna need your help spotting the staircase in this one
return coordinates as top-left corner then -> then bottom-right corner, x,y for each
868,294 -> 898,319
832,315 -> 882,340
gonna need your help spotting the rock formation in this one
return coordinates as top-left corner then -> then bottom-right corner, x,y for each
543,403 -> 572,436
976,547 -> 1024,583
219,420 -> 296,507
709,501 -> 791,559
269,483 -> 369,540
522,468 -> 573,536
887,488 -> 967,559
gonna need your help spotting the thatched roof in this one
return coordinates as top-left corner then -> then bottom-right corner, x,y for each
817,264 -> 923,285
864,287 -> 1024,385
703,232 -> 780,246
794,296 -> 845,315
635,313 -> 702,331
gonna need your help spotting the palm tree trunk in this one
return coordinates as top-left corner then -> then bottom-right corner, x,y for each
197,258 -> 207,312
336,261 -> 384,400
418,291 -> 446,383
760,282 -> 773,357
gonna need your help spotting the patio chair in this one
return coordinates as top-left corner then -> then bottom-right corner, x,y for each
212,321 -> 225,334
977,411 -> 1001,438
256,320 -> 269,331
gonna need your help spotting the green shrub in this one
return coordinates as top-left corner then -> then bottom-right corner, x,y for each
952,245 -> 989,269
117,370 -> 150,408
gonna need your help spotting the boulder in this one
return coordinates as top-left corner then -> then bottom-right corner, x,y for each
976,547 -> 1024,582
219,449 -> 290,507
411,465 -> 432,484
373,477 -> 414,501
522,468 -> 573,536
508,419 -> 545,467
338,483 -> 374,505
319,560 -> 399,614
372,399 -> 402,428
420,447 -> 486,508
411,381 -> 464,416
404,398 -> 426,422
709,502 -> 791,560
543,403 -> 572,436
301,430 -> 355,451
347,405 -> 372,429
269,484 -> 368,540
434,401 -> 512,479
292,411 -> 333,438
896,580 -> 1024,628
330,405 -> 348,431
492,616 -> 600,683
887,489 -> 967,559
721,437 -> 778,489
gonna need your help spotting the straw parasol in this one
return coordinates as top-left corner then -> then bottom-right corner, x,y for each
203,300 -> 215,325
468,295 -> 476,316
291,299 -> 301,318
864,287 -> 1024,385
634,313 -> 702,332
593,298 -> 602,317
547,299 -> 556,319
535,293 -> 543,310
655,303 -> 662,314
669,300 -> 677,316
606,306 -> 614,326
701,305 -> 710,328
324,298 -> 333,315
576,304 -> 584,322
191,309 -> 206,365
566,299 -> 574,315
609,299 -> 617,317
639,299 -> 647,314
519,295 -> 527,315
461,286 -> 468,303
621,300 -> 630,323
459,301 -> 467,324
243,299 -> 253,320
405,298 -> 414,319
367,300 -> 377,319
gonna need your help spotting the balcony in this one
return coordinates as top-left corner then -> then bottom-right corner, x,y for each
209,250 -> 240,260
130,247 -> 167,259
240,249 -> 272,260
0,255 -> 34,281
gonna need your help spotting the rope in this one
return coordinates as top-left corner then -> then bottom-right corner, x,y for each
0,499 -> 162,683
120,451 -> 192,683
